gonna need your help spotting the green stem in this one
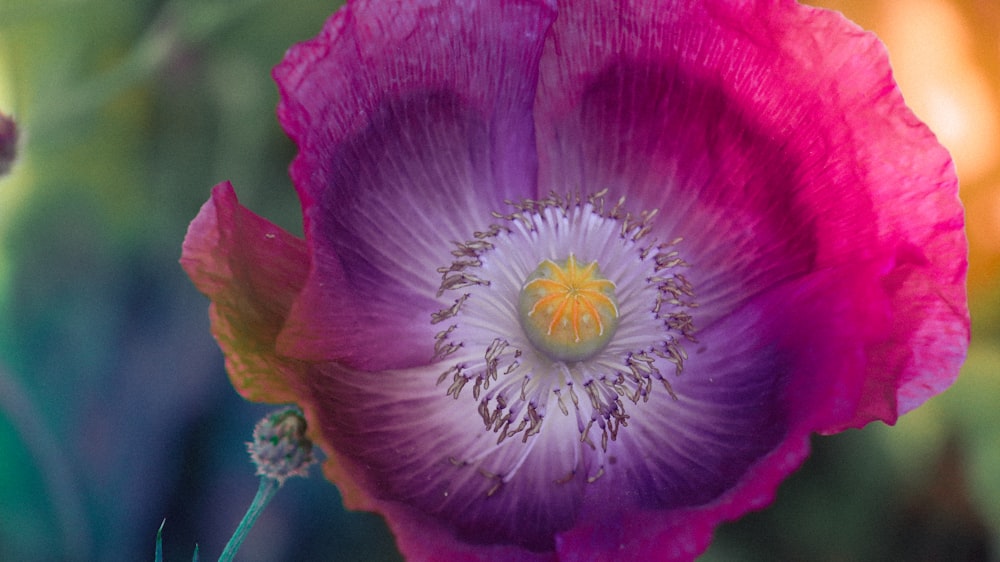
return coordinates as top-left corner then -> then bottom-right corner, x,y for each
218,477 -> 281,562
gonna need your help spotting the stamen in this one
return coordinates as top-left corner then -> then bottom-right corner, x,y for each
430,191 -> 698,495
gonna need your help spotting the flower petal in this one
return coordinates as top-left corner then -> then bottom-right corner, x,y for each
273,0 -> 558,371
180,182 -> 308,402
534,0 -> 968,425
301,362 -> 585,554
559,262 -> 892,559
845,240 -> 969,427
293,262 -> 889,559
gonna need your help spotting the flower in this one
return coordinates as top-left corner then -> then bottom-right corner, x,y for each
181,0 -> 969,559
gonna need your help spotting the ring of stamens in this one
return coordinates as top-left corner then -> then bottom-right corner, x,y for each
431,191 -> 697,492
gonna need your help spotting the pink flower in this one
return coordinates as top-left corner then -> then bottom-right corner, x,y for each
181,0 -> 969,559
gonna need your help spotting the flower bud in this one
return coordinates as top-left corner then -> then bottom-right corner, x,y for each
0,112 -> 16,177
247,407 -> 314,484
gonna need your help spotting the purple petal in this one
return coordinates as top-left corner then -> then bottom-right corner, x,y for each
558,263 -> 888,559
273,0 -> 558,371
303,362 -> 584,553
295,263 -> 886,558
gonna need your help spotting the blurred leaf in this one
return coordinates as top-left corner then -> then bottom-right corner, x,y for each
156,519 -> 164,562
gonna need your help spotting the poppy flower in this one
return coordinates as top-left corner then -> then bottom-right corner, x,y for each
181,0 -> 969,559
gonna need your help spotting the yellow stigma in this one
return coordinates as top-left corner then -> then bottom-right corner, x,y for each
518,254 -> 619,362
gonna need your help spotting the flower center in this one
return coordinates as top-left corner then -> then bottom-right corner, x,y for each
518,255 -> 618,362
430,192 -> 697,492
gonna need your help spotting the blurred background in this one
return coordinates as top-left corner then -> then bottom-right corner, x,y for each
0,0 -> 997,560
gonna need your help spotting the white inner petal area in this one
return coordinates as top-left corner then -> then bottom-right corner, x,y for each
465,204 -> 664,362
435,200 -> 690,486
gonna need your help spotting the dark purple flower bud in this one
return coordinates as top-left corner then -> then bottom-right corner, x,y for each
0,112 -> 16,178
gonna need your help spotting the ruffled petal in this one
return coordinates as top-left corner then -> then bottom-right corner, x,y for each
294,262 -> 889,560
554,432 -> 812,561
533,0 -> 967,427
555,263 -> 887,559
844,240 -> 969,428
534,0 -> 844,333
180,182 -> 309,402
273,0 -> 557,371
301,362 -> 585,554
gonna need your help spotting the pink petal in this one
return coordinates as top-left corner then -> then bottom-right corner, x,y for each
555,262 -> 888,559
843,241 -> 969,428
272,0 -> 558,371
534,0 -> 968,427
180,182 -> 309,402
